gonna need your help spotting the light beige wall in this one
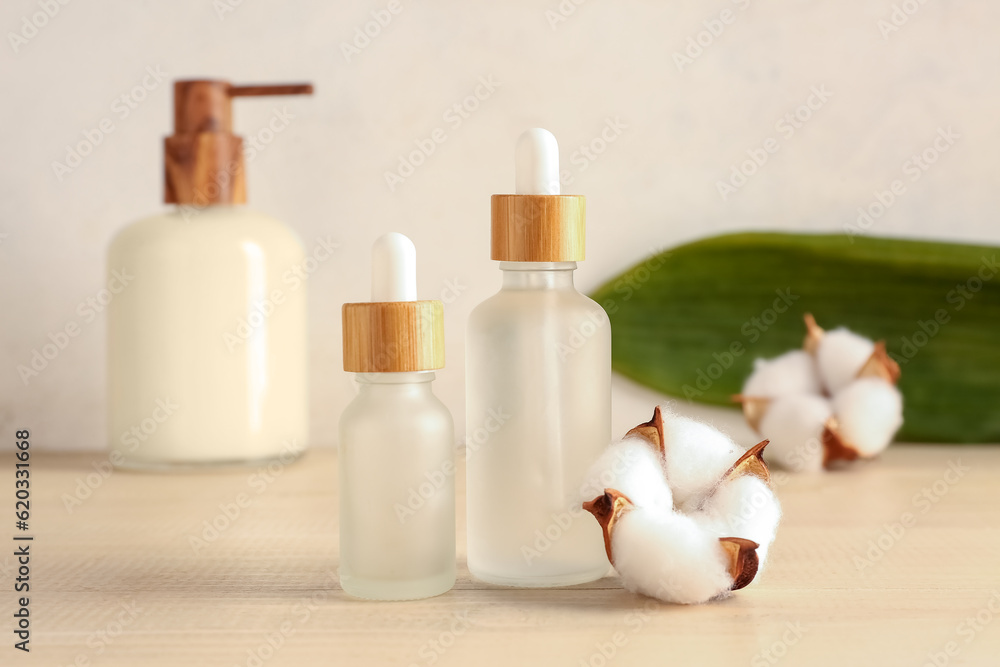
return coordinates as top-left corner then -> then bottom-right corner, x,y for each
2,0 -> 997,450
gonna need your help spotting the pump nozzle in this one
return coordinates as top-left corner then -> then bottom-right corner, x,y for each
371,233 -> 417,302
164,79 -> 313,206
515,128 -> 561,195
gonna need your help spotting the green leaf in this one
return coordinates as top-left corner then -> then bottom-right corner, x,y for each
590,232 -> 1000,443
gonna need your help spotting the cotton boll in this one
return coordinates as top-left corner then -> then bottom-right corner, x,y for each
584,408 -> 785,604
758,395 -> 832,472
742,350 -> 823,397
580,437 -> 672,512
612,509 -> 732,604
832,378 -> 903,457
816,328 -> 875,394
660,412 -> 742,506
697,476 -> 781,567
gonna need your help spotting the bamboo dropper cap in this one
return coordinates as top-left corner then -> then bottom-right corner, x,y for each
164,80 -> 313,206
342,234 -> 445,373
491,128 -> 586,262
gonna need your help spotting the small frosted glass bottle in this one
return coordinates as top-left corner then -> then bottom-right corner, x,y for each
466,129 -> 611,587
339,233 -> 455,600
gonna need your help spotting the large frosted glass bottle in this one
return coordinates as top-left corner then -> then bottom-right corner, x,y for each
339,233 -> 455,600
107,80 -> 314,467
466,129 -> 612,586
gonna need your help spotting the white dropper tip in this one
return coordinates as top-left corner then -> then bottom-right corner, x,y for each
515,128 -> 561,195
371,232 -> 417,302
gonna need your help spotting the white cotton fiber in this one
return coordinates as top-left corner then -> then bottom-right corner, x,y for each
580,437 -> 672,513
582,409 -> 784,604
659,411 -> 742,507
832,378 -> 903,456
736,317 -> 903,471
742,350 -> 823,397
758,394 -> 832,472
611,509 -> 733,604
697,476 -> 781,567
816,328 -> 876,394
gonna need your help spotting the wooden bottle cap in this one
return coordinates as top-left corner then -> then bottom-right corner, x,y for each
164,79 -> 313,206
342,301 -> 445,373
491,194 -> 586,262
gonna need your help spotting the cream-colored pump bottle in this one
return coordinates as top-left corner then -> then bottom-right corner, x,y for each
107,80 -> 314,467
339,233 -> 455,600
466,129 -> 612,587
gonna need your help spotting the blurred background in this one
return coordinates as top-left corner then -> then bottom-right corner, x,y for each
2,0 -> 998,451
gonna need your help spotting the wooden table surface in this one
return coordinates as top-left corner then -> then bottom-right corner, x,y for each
5,446 -> 1000,666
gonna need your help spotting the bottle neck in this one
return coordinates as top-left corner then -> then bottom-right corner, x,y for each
354,371 -> 436,387
170,203 -> 248,213
499,261 -> 577,291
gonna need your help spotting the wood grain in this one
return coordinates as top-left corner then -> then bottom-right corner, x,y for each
5,446 -> 1000,666
172,81 -> 233,134
164,80 -> 313,206
342,301 -> 445,372
491,194 -> 586,262
164,132 -> 246,206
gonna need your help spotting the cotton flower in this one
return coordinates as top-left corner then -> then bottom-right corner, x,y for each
610,508 -> 735,605
832,378 -> 904,457
814,328 -> 875,394
737,313 -> 903,470
695,474 -> 781,565
756,394 -> 832,473
582,406 -> 780,605
580,436 -> 673,513
658,414 -> 741,510
742,350 -> 823,398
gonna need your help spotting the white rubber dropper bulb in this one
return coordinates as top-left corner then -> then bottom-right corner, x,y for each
371,232 -> 417,302
515,128 -> 561,195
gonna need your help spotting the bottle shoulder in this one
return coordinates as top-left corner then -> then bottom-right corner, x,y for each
341,384 -> 454,436
470,286 -> 610,325
109,207 -> 304,255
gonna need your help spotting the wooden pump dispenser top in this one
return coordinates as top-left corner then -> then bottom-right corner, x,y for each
164,79 -> 313,206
